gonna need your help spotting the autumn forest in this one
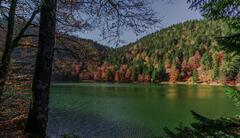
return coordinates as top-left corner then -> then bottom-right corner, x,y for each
53,20 -> 240,85
0,0 -> 240,138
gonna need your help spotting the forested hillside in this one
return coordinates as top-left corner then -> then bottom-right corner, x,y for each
2,19 -> 239,85
0,27 -> 109,86
102,19 -> 240,84
51,34 -> 110,81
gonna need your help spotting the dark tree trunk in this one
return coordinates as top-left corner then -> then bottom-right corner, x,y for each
25,0 -> 57,137
0,0 -> 17,102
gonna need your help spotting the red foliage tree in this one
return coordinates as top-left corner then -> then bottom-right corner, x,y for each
74,64 -> 81,75
114,72 -> 121,82
93,71 -> 101,81
188,51 -> 201,71
125,69 -> 132,81
144,75 -> 151,82
138,74 -> 144,82
215,51 -> 224,66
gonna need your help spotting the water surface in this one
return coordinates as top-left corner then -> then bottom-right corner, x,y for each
48,83 -> 239,137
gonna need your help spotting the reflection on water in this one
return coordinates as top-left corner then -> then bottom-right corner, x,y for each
48,83 -> 239,137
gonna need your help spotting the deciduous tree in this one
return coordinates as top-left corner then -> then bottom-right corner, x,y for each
0,0 -> 40,100
25,0 -> 57,137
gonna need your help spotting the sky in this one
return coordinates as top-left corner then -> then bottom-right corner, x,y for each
77,0 -> 203,47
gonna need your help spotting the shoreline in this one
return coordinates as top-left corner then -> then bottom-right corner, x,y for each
52,80 -> 240,87
160,82 -> 240,87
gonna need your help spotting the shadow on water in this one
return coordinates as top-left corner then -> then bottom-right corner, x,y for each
47,108 -> 154,138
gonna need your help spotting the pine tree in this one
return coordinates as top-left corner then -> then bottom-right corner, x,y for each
212,53 -> 219,80
221,53 -> 240,81
200,53 -> 213,70
192,69 -> 198,83
131,66 -> 138,82
151,70 -> 159,82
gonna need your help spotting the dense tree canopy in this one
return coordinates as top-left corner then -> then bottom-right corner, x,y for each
188,0 -> 240,52
103,20 -> 239,83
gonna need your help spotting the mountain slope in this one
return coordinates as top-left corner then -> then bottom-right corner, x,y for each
0,27 -> 110,84
1,19 -> 239,84
105,19 -> 240,84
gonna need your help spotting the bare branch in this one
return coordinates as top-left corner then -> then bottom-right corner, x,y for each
18,44 -> 38,48
12,8 -> 40,48
21,34 -> 38,38
58,0 -> 161,45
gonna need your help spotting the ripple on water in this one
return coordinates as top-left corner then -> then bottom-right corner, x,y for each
47,108 -> 155,138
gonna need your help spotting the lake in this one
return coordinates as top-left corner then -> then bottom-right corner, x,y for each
47,83 -> 239,137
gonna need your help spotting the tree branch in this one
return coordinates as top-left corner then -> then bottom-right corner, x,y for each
18,44 -> 38,48
12,8 -> 40,48
21,34 -> 39,38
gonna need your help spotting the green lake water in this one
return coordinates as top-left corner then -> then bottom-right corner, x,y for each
47,83 -> 239,137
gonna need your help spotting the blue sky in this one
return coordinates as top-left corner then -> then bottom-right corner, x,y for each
78,0 -> 202,47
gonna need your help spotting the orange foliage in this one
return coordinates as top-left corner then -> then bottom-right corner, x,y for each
114,72 -> 121,82
215,51 -> 224,66
93,71 -> 101,81
100,70 -> 108,81
198,68 -> 212,83
120,64 -> 128,72
138,74 -> 144,82
188,51 -> 201,70
79,72 -> 93,80
125,69 -> 132,80
225,80 -> 237,85
169,68 -> 179,83
144,75 -> 151,82
236,73 -> 240,83
74,64 -> 81,75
